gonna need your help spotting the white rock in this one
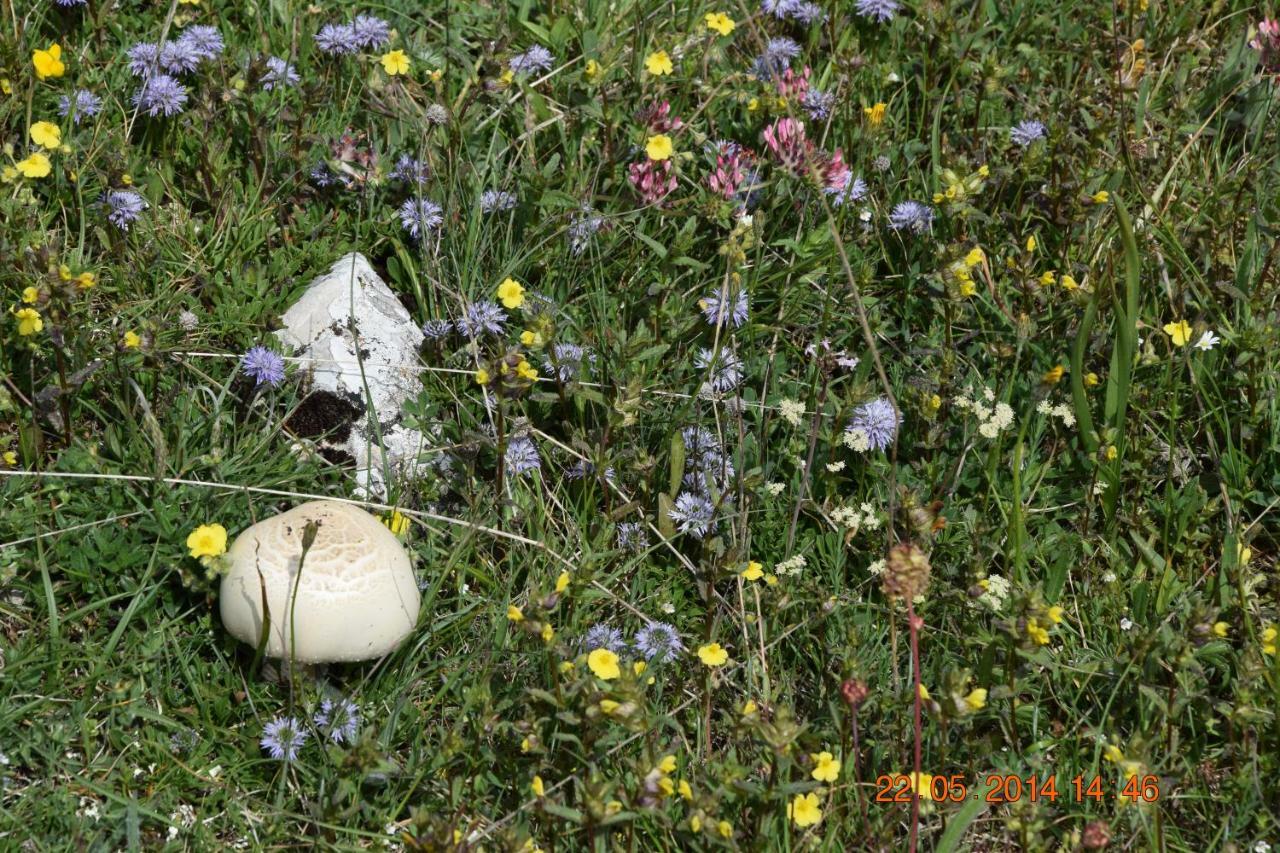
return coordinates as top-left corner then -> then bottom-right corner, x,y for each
278,253 -> 426,496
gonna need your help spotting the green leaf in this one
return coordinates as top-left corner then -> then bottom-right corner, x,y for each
934,795 -> 989,853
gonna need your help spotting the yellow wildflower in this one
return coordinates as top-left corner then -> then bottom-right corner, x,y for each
186,523 -> 228,558
864,102 -> 886,125
531,775 -> 545,797
584,59 -> 601,81
1212,621 -> 1228,639
382,510 -> 410,535
705,12 -> 735,35
810,751 -> 840,782
644,50 -> 673,76
475,368 -> 490,385
1092,190 -> 1110,204
1043,365 -> 1065,384
909,772 -> 934,799
688,815 -> 701,833
541,623 -> 554,643
17,153 -> 52,179
22,287 -> 38,304
964,247 -> 985,267
122,330 -> 141,349
33,44 -> 66,80
645,134 -> 673,161
515,360 -> 538,381
587,648 -> 621,680
963,688 -> 988,711
380,50 -> 410,76
77,271 -> 96,289
555,571 -> 570,593
30,121 -> 62,150
717,820 -> 732,838
1261,626 -> 1276,656
741,560 -> 763,581
1084,372 -> 1100,386
2,451 -> 16,466
507,605 -> 524,622
14,308 -> 44,336
497,277 -> 525,309
599,699 -> 621,714
697,642 -> 729,667
678,779 -> 692,800
788,792 -> 822,827
1025,234 -> 1037,252
1163,320 -> 1192,347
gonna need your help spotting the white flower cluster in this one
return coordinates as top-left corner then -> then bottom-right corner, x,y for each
868,558 -> 886,576
778,398 -> 806,427
775,554 -> 807,576
1036,397 -> 1076,427
841,428 -> 871,452
975,574 -> 1011,612
831,502 -> 882,534
955,385 -> 1014,438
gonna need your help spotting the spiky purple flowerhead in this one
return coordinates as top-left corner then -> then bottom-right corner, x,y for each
669,491 -> 718,538
634,621 -> 684,662
126,42 -> 162,76
505,436 -> 541,477
847,396 -> 900,451
313,697 -> 360,744
616,521 -> 649,551
53,0 -> 87,7
454,301 -> 505,337
480,190 -> 517,213
568,207 -> 606,255
398,198 -> 443,239
390,155 -> 430,185
888,200 -> 934,234
855,0 -> 901,22
681,425 -> 720,459
699,287 -> 749,329
241,346 -> 286,387
1010,120 -> 1047,147
421,319 -> 452,339
803,89 -> 836,120
826,176 -> 868,207
58,90 -> 102,123
260,716 -> 308,761
159,39 -> 203,74
751,37 -> 802,80
694,347 -> 744,394
543,343 -> 591,383
131,74 -> 188,116
509,45 -> 554,75
105,190 -> 148,230
351,14 -> 391,48
315,23 -> 361,56
683,450 -> 735,493
262,56 -> 300,90
581,623 -> 628,653
179,25 -> 225,60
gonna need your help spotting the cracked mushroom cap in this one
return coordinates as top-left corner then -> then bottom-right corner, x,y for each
219,500 -> 420,663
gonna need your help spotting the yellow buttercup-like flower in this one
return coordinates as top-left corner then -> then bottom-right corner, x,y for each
697,642 -> 729,667
741,560 -> 763,581
14,307 -> 44,336
1163,320 -> 1192,347
22,287 -> 38,304
531,775 -> 545,797
17,153 -> 52,179
587,647 -> 621,680
809,751 -> 840,782
555,571 -> 570,593
380,49 -> 410,76
122,330 -> 142,349
33,44 -> 66,80
788,792 -> 822,827
507,604 -> 524,622
30,122 -> 62,150
186,523 -> 228,558
704,12 -> 735,35
644,50 -> 673,76
963,688 -> 988,711
645,134 -> 673,161
497,277 -> 525,309
864,102 -> 886,125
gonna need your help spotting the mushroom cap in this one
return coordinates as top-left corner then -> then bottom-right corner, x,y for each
219,500 -> 420,663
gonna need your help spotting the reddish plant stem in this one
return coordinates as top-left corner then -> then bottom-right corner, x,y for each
906,601 -> 924,853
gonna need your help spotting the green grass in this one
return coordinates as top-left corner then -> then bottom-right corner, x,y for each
2,0 -> 1279,848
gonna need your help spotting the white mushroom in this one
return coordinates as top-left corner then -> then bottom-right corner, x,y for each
219,500 -> 420,663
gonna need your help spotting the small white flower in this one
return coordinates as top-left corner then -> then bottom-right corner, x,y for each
1194,330 -> 1220,351
1052,404 -> 1076,427
1036,399 -> 1053,415
765,481 -> 785,496
868,559 -> 887,576
858,208 -> 872,222
1120,617 -> 1134,631
778,398 -> 806,427
886,71 -> 900,82
660,601 -> 675,614
825,460 -> 846,472
1102,571 -> 1117,583
978,421 -> 1000,439
842,428 -> 870,453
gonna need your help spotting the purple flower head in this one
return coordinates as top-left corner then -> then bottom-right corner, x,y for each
634,621 -> 684,662
616,521 -> 649,551
1010,120 -> 1047,148
351,14 -> 391,49
543,342 -> 591,383
260,716 -> 308,761
105,190 -> 148,230
505,436 -> 541,477
131,74 -> 188,116
751,37 -> 801,81
126,42 -> 162,77
53,0 -> 87,7
398,198 -> 443,239
888,200 -> 934,234
826,175 -> 868,207
481,189 -> 517,213
262,56 -> 300,90
683,450 -> 735,493
681,426 -> 720,459
803,89 -> 835,121
509,45 -> 554,76
315,23 -> 361,56
581,623 -> 628,654
454,301 -> 506,337
58,90 -> 103,124
694,346 -> 744,394
699,286 -> 749,329
313,697 -> 360,744
180,25 -> 224,60
159,39 -> 203,74
847,396 -> 900,451
668,491 -> 717,538
241,346 -> 286,387
855,0 -> 901,22
568,206 -> 605,255
421,319 -> 452,339
390,154 -> 430,185
310,162 -> 342,188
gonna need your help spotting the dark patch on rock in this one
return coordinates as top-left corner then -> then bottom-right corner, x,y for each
285,390 -> 361,442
